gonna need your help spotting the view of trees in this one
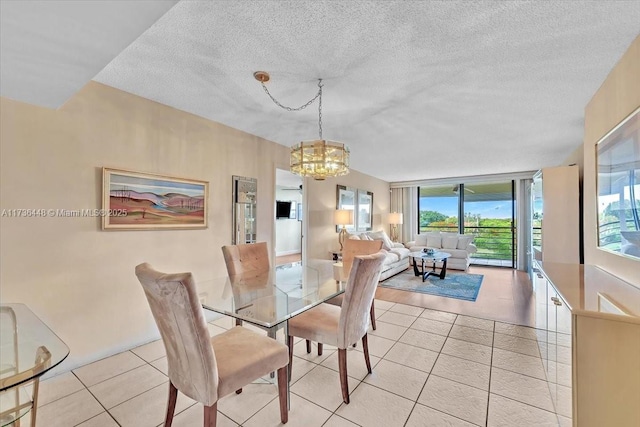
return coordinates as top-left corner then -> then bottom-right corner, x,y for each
419,210 -> 514,261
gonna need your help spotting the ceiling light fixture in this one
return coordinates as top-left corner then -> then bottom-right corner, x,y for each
254,71 -> 350,181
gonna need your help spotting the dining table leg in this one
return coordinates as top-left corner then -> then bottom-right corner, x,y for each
283,321 -> 290,410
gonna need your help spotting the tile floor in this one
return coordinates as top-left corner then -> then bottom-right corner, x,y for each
28,299 -> 568,427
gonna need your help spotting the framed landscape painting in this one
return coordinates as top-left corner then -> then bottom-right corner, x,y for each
102,168 -> 208,230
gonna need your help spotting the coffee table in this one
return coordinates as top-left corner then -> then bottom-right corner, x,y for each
410,251 -> 452,281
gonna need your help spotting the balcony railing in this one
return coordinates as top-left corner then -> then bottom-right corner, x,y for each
420,225 -> 515,267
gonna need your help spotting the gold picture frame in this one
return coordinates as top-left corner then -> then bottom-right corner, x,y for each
102,168 -> 208,230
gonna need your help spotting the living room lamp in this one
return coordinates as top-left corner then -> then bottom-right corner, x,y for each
334,209 -> 353,251
389,212 -> 403,242
254,71 -> 350,180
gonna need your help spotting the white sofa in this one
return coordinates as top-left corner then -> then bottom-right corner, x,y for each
406,232 -> 477,271
345,230 -> 410,281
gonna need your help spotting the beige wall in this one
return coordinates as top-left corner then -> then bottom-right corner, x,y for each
0,81 -> 388,371
583,35 -> 640,288
305,172 -> 390,260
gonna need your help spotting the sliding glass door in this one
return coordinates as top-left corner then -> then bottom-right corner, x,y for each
418,181 -> 516,267
418,185 -> 459,233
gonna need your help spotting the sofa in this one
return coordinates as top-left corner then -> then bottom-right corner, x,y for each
406,231 -> 477,271
344,230 -> 410,281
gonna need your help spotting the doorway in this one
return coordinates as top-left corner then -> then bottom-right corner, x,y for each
275,168 -> 303,265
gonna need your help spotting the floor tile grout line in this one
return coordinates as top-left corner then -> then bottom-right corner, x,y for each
72,350 -> 147,389
70,371 -> 122,427
40,281 -> 561,426
485,321 -> 496,426
405,312 -> 492,427
72,410 -> 121,427
401,317 -> 440,427
83,363 -> 170,410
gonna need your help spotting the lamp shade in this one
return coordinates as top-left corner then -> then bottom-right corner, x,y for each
389,212 -> 403,225
334,209 -> 353,226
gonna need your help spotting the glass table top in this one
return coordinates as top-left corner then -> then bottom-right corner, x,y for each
198,263 -> 346,329
0,304 -> 70,391
410,251 -> 452,261
1,303 -> 69,426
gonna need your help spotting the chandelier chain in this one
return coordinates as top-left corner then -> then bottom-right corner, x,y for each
318,80 -> 323,139
260,79 -> 324,139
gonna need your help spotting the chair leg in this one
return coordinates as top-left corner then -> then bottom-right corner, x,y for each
165,382 -> 178,427
204,402 -> 217,427
317,343 -> 323,356
306,339 -> 311,353
338,348 -> 350,404
370,302 -> 377,330
277,367 -> 289,424
362,333 -> 372,374
288,335 -> 294,378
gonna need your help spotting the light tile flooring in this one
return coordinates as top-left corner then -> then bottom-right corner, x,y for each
29,298 -> 567,427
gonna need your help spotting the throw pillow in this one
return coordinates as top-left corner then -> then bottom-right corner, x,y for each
348,234 -> 360,240
457,235 -> 474,250
425,232 -> 441,248
442,235 -> 458,250
368,230 -> 393,251
414,234 -> 428,246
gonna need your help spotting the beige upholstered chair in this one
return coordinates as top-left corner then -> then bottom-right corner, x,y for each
221,242 -> 271,328
324,239 -> 382,345
221,241 -> 270,276
287,252 -> 386,404
135,263 -> 289,426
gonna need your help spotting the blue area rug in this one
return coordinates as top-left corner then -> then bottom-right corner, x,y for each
380,271 -> 484,302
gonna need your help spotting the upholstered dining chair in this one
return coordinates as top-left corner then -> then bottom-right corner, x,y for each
135,263 -> 289,426
221,241 -> 270,276
309,239 -> 384,357
221,241 -> 270,327
329,238 -> 383,328
287,251 -> 386,404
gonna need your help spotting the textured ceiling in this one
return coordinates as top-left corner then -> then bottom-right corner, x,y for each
3,1 -> 639,182
0,0 -> 178,109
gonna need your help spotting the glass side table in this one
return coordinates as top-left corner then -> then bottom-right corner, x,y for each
0,304 -> 69,426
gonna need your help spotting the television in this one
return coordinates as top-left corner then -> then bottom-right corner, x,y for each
276,200 -> 292,219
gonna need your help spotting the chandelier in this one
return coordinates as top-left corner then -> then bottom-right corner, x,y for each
254,71 -> 350,180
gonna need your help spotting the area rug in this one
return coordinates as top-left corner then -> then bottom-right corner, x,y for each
380,271 -> 484,302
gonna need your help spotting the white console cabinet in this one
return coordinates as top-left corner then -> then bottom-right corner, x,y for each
534,261 -> 640,427
531,165 -> 580,265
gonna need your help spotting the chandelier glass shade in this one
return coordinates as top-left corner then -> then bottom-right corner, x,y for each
254,71 -> 350,180
290,140 -> 350,180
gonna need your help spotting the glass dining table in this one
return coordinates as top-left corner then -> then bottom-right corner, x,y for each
197,262 -> 346,340
197,261 -> 346,407
0,303 -> 70,427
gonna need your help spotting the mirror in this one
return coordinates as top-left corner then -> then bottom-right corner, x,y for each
232,176 -> 257,244
336,185 -> 356,232
596,107 -> 640,260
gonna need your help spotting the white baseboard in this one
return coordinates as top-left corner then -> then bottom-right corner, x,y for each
276,250 -> 301,257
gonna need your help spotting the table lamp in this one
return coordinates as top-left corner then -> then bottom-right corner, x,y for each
334,209 -> 354,251
389,212 -> 403,242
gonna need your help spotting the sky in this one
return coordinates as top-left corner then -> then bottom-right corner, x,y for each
420,197 -> 513,219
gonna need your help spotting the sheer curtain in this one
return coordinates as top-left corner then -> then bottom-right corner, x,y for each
390,187 -> 417,244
